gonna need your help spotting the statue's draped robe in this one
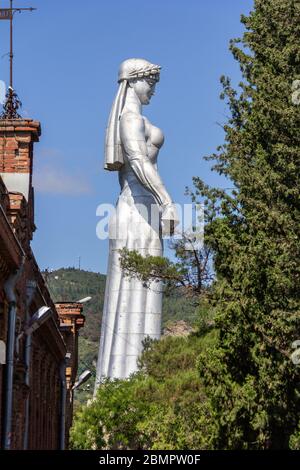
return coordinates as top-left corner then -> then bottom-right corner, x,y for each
95,140 -> 163,381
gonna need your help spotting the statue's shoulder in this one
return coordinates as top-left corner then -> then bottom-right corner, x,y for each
120,110 -> 144,127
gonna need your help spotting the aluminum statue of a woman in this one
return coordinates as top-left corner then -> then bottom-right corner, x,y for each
94,58 -> 178,391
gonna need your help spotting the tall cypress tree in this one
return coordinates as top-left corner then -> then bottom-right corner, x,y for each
194,0 -> 300,449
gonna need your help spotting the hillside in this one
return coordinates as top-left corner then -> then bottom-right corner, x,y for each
44,268 -> 198,403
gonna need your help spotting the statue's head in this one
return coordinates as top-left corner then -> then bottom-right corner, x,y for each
105,58 -> 161,170
118,58 -> 161,105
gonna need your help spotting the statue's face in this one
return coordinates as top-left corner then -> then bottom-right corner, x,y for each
131,78 -> 157,105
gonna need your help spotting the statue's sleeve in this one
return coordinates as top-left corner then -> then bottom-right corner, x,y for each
119,112 -> 172,207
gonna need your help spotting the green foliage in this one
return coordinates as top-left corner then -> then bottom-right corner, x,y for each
190,0 -> 300,449
120,238 -> 212,297
70,330 -> 217,450
162,290 -> 202,326
289,422 -> 300,449
119,247 -> 186,289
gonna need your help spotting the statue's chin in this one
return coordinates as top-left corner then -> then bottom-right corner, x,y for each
141,96 -> 151,105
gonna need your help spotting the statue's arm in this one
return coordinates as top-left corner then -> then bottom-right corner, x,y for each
119,112 -> 172,207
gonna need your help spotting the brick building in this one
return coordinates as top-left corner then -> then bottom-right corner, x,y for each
0,119 -> 85,449
55,302 -> 86,449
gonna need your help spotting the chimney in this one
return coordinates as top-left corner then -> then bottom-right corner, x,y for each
0,119 -> 41,202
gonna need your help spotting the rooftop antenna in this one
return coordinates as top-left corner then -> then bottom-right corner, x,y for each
0,0 -> 36,118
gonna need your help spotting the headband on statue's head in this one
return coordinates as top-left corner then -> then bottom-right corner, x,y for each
118,61 -> 161,83
104,59 -> 161,171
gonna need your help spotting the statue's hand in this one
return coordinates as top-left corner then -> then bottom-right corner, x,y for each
161,203 -> 179,237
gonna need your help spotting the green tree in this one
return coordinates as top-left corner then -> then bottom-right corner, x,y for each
120,235 -> 213,298
191,0 -> 300,449
70,330 -> 217,450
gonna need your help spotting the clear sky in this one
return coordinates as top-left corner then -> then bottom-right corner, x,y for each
0,0 -> 253,274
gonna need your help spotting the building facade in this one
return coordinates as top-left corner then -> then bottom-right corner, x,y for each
0,119 -> 85,449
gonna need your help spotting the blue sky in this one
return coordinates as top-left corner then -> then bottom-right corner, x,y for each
0,0 -> 253,273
